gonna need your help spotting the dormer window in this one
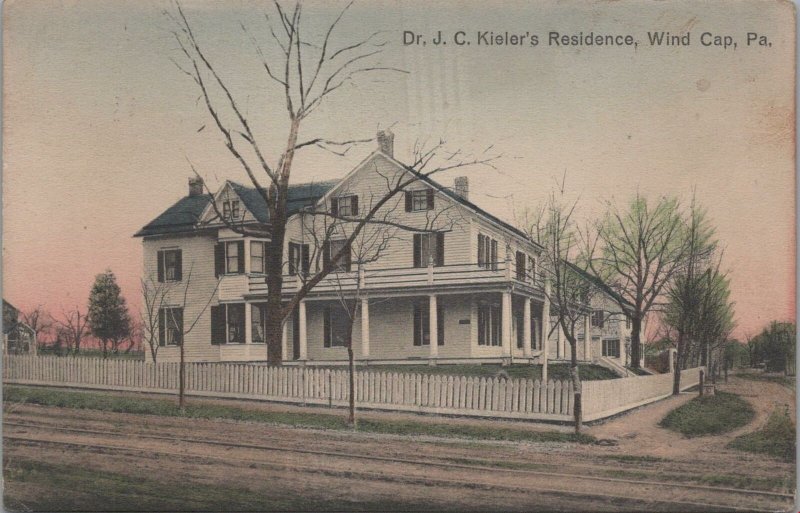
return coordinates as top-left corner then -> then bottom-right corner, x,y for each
222,200 -> 240,220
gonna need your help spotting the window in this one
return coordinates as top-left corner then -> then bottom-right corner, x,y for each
477,234 -> 498,270
413,233 -> 444,267
332,195 -> 358,217
625,315 -> 632,329
603,339 -> 621,358
406,189 -> 434,212
412,301 -> 444,346
158,307 -> 183,346
324,239 -> 351,272
477,303 -> 502,346
157,249 -> 182,282
288,242 -> 310,275
251,303 -> 267,343
210,303 -> 245,344
591,310 -> 605,328
516,251 -> 526,281
215,241 -> 245,276
250,241 -> 266,274
231,200 -> 240,219
323,306 -> 348,347
222,201 -> 231,219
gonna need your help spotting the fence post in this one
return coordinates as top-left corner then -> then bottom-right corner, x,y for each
699,369 -> 704,396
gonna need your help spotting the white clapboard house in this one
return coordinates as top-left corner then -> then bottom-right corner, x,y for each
135,131 -> 636,367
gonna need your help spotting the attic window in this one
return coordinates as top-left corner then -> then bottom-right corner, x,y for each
410,190 -> 434,211
222,200 -> 240,220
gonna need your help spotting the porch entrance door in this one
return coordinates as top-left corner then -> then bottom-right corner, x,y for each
292,308 -> 300,360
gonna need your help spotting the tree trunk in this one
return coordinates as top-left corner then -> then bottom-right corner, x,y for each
149,344 -> 158,364
347,344 -> 356,428
672,333 -> 684,395
179,339 -> 186,410
630,316 -> 642,369
569,339 -> 582,434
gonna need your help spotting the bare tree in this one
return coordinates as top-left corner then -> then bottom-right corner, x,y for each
56,307 -> 90,355
141,276 -> 173,363
168,1 -> 496,364
520,189 -> 597,434
21,306 -> 52,346
591,194 -> 688,369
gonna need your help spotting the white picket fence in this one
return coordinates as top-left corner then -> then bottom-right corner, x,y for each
582,367 -> 703,421
2,355 -> 702,422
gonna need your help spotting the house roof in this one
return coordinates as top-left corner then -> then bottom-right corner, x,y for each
400,162 -> 542,249
567,262 -> 636,312
135,180 -> 337,237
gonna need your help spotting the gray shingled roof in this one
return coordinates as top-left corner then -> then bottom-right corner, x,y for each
135,180 -> 337,237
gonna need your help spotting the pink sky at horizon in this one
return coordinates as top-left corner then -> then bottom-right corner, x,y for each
3,0 -> 795,340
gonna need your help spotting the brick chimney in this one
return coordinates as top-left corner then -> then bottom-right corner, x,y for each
377,129 -> 394,157
188,176 -> 204,197
454,176 -> 469,201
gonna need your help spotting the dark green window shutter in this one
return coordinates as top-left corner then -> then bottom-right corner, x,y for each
426,189 -> 434,210
157,251 -> 165,282
301,244 -> 310,274
330,197 -> 339,216
413,234 -> 421,268
323,307 -> 331,347
405,191 -> 412,212
413,303 -> 422,346
214,243 -> 225,277
351,196 -> 358,216
236,241 -> 245,274
288,243 -> 297,275
436,232 -> 444,267
437,303 -> 444,346
174,250 -> 183,281
210,305 -> 225,345
158,308 -> 165,346
322,241 -> 331,269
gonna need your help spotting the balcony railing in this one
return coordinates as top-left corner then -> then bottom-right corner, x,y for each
241,261 -> 540,298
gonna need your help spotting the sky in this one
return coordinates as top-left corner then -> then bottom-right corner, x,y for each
3,0 -> 795,339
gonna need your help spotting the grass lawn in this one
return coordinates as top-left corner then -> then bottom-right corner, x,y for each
4,385 -> 595,444
352,363 -> 619,381
736,372 -> 795,389
659,391 -> 755,437
728,407 -> 796,461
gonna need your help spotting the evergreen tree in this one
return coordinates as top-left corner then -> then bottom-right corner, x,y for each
88,270 -> 131,358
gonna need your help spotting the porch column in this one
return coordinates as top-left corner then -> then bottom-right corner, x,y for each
502,290 -> 512,356
523,298 -> 532,358
298,300 -> 308,360
361,298 -> 370,358
429,295 -> 438,358
244,301 -> 252,344
584,313 -> 592,361
281,319 -> 288,361
541,280 -> 551,383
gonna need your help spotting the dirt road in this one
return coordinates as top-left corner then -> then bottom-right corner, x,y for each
3,377 -> 794,512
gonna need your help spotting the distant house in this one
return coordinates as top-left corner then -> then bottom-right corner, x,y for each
135,130 -> 638,367
3,300 -> 37,355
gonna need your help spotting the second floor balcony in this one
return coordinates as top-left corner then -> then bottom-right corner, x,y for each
216,261 -> 542,301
